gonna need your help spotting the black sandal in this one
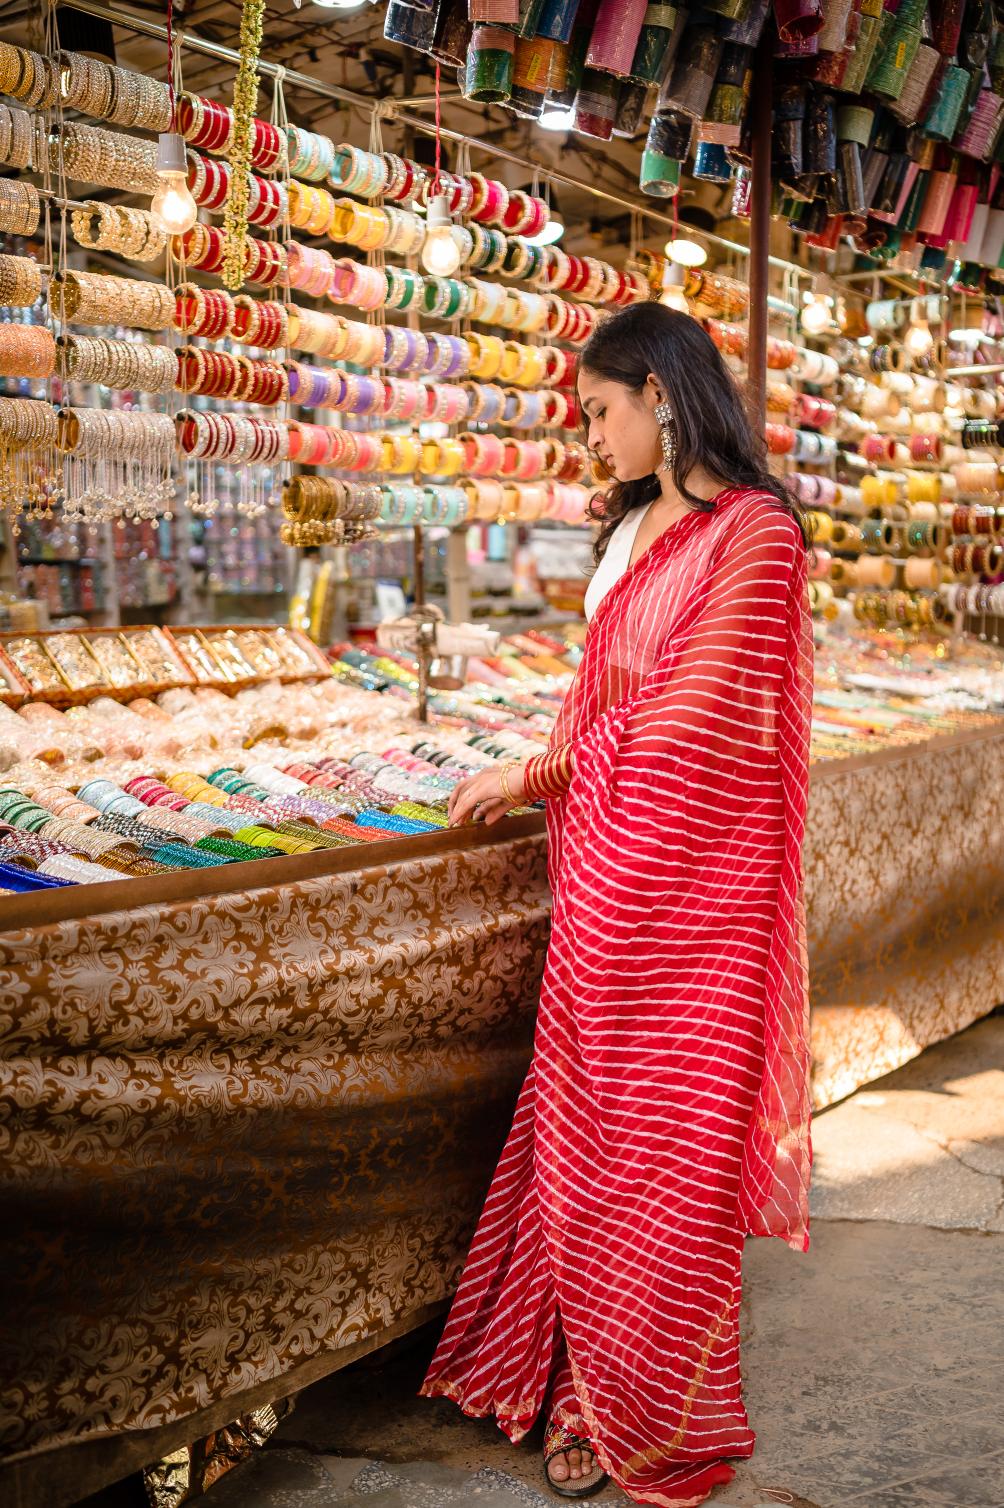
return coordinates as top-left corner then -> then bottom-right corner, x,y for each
543,1420 -> 609,1499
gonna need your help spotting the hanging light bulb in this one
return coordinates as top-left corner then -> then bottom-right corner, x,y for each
421,192 -> 462,276
151,132 -> 198,235
800,292 -> 832,335
660,261 -> 689,313
663,235 -> 706,268
904,297 -> 934,358
539,106 -> 576,132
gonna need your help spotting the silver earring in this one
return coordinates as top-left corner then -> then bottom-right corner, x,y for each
655,400 -> 676,473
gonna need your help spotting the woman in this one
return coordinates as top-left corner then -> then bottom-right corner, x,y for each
421,304 -> 813,1506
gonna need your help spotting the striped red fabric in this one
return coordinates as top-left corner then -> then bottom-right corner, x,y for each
422,489 -> 813,1505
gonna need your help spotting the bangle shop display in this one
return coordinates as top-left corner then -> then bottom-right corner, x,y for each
7,9 -> 1004,1508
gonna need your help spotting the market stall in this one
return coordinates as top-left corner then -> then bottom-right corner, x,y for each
2,0 -> 1004,1498
2,618 -> 1004,1508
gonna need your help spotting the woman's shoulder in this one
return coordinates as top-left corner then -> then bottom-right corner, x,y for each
715,487 -> 804,546
709,488 -> 806,572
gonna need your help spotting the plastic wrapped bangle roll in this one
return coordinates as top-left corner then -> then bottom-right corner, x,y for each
465,25 -> 515,102
628,3 -> 680,83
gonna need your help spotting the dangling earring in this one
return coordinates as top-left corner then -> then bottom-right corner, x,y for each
654,400 -> 677,474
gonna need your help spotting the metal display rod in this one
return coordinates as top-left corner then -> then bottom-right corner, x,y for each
64,0 -> 810,282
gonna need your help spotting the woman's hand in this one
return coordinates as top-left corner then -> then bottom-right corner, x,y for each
448,762 -> 526,828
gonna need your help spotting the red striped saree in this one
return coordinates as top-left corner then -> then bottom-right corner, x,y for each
422,487 -> 813,1505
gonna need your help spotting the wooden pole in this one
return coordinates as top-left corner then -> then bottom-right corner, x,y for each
747,31 -> 773,428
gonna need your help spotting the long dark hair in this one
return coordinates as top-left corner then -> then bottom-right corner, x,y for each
581,303 -> 809,564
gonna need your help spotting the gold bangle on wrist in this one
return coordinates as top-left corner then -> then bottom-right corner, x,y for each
498,760 -> 520,804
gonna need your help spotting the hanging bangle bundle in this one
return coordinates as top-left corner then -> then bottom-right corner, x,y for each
57,334 -> 177,394
0,324 -> 54,379
60,50 -> 171,131
0,42 -> 58,107
285,240 -> 337,297
177,92 -> 235,154
281,476 -> 347,547
0,179 -> 39,237
55,121 -> 159,193
56,270 -> 173,330
287,123 -> 336,181
176,347 -> 288,405
0,253 -> 41,309
0,103 -> 35,171
242,236 -> 286,287
288,179 -> 336,234
70,200 -> 166,261
0,396 -> 58,522
177,411 -> 288,464
329,143 -> 390,197
56,408 -> 175,523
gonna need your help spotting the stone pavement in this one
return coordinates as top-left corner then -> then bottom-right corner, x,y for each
80,1010 -> 1004,1508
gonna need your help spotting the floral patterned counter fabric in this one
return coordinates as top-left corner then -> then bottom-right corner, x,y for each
4,730 -> 1004,1466
804,726 -> 1004,1107
0,836 -> 550,1463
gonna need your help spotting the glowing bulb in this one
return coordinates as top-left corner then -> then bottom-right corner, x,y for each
905,320 -> 933,357
660,285 -> 689,312
800,296 -> 831,335
151,173 -> 198,235
539,106 -> 576,131
660,260 -> 689,313
663,236 -> 706,268
151,132 -> 198,235
421,193 -> 462,276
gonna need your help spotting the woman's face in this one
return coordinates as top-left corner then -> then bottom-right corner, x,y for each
578,370 -> 663,482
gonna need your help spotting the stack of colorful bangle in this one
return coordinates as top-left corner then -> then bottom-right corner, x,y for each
178,92 -> 286,173
176,347 -> 288,405
280,476 -> 381,547
176,412 -> 288,464
175,285 -> 288,349
186,150 -> 288,228
173,227 -> 287,287
287,123 -> 337,182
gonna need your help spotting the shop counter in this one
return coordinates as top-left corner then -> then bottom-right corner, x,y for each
3,722 -> 1004,1502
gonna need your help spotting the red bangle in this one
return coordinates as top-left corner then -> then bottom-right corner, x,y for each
475,178 -> 506,226
252,119 -> 283,173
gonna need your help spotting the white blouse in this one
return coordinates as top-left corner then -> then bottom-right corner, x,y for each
583,502 -> 653,623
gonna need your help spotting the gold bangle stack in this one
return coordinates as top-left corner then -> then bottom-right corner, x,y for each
59,50 -> 114,117
104,64 -> 172,132
0,324 -> 54,379
69,201 -> 166,262
280,476 -> 346,547
0,44 -> 57,108
55,122 -> 159,194
0,254 -> 42,309
56,270 -> 174,330
0,396 -> 58,521
57,334 -> 177,394
0,103 -> 35,171
0,396 -> 56,449
0,179 -> 40,237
